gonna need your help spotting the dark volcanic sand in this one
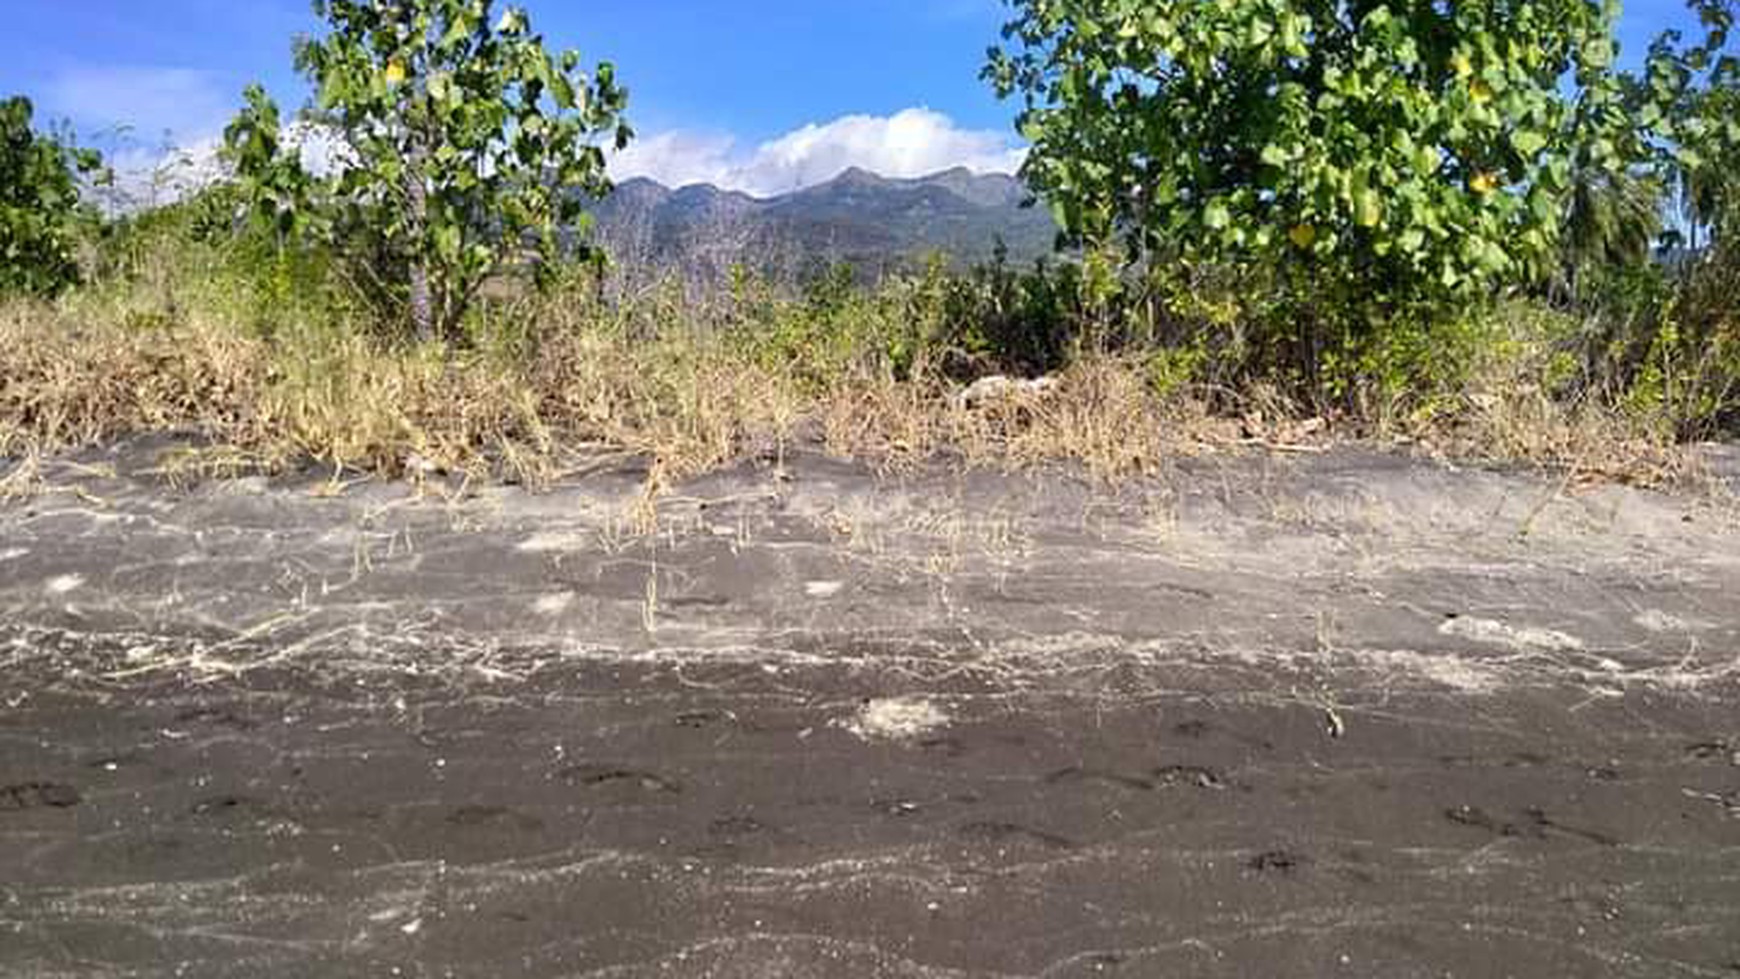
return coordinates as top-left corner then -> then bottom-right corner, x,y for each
2,445 -> 1738,977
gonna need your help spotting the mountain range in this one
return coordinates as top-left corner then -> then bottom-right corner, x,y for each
585,166 -> 1059,279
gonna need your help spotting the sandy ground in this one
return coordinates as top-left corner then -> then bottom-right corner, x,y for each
2,442 -> 1739,977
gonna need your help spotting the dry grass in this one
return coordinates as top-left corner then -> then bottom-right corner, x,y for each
0,294 -> 833,486
1,283 -> 1222,488
0,302 -> 561,483
262,328 -> 554,482
530,328 -> 801,477
813,356 -> 1225,479
1445,388 -> 1699,487
989,356 -> 1198,476
0,300 -> 267,457
1396,334 -> 1708,490
0,282 -> 1719,497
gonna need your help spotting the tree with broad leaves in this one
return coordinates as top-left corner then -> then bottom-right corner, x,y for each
226,0 -> 632,343
0,96 -> 105,297
1642,0 -> 1739,249
985,0 -> 1622,321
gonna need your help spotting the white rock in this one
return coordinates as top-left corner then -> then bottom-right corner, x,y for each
953,375 -> 1059,409
45,574 -> 85,595
843,697 -> 950,742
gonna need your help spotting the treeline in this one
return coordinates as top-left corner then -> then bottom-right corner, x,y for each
0,0 -> 1736,467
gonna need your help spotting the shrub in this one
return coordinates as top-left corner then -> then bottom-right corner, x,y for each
0,96 -> 105,297
226,0 -> 632,343
986,0 -> 1624,392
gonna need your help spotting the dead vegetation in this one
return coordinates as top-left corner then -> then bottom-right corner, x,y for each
1439,388 -> 1705,488
0,291 -> 1230,487
0,267 -> 1718,496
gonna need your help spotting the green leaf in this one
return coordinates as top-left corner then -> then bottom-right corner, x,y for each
1510,129 -> 1547,156
1353,186 -> 1382,228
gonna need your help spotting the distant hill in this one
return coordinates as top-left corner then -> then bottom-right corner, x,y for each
585,166 -> 1058,280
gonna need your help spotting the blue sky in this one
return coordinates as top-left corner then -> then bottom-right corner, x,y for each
0,0 -> 1705,194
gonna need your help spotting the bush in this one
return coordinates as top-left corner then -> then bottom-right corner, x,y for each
226,0 -> 632,343
0,96 -> 105,297
986,0 -> 1619,321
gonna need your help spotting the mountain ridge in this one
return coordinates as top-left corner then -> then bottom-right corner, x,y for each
588,166 -> 1057,277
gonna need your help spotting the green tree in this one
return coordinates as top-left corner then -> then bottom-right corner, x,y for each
985,0 -> 1620,320
1634,0 -> 1739,434
1646,0 -> 1738,248
0,96 -> 105,297
227,0 -> 632,342
1556,88 -> 1662,302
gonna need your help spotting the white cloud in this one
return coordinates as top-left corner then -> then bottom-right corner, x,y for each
93,122 -> 350,214
38,65 -> 243,213
607,130 -> 740,190
89,103 -> 1026,212
98,136 -> 227,213
610,108 -> 1026,197
43,66 -> 237,144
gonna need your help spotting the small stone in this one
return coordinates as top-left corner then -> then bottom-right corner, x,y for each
842,698 -> 950,742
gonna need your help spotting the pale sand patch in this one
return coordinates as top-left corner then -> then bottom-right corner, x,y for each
843,698 -> 950,742
45,574 -> 86,595
533,593 -> 575,616
1633,609 -> 1694,633
1439,616 -> 1584,652
1334,648 -> 1503,694
516,531 -> 590,553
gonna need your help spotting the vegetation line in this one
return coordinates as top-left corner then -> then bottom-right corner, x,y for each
1,0 -> 1735,488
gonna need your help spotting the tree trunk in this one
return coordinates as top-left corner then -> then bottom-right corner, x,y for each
406,137 -> 434,344
385,0 -> 435,344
